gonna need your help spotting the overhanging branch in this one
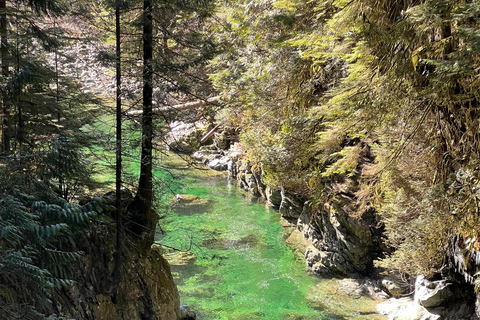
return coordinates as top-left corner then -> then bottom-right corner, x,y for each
126,95 -> 221,116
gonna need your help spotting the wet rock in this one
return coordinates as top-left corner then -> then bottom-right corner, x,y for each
170,194 -> 215,215
192,146 -> 234,172
337,278 -> 382,299
192,146 -> 222,163
414,275 -> 453,308
381,276 -> 408,298
279,216 -> 296,238
207,156 -> 231,171
278,189 -> 303,218
306,277 -> 383,317
285,228 -> 312,261
164,251 -> 197,266
265,186 -> 282,207
179,304 -> 196,319
202,234 -> 259,250
377,276 -> 477,320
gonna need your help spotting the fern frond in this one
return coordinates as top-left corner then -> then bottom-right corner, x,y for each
37,224 -> 68,238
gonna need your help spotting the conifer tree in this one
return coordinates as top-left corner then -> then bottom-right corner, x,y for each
113,0 -> 123,290
124,0 -> 216,249
0,0 -> 9,153
0,1 -> 109,316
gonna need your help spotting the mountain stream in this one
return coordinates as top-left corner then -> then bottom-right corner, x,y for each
156,154 -> 386,320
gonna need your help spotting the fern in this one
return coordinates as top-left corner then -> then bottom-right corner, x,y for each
0,187 -> 106,317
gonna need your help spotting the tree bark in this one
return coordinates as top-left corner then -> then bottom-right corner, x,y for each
0,0 -> 10,154
112,2 -> 123,290
130,0 -> 155,251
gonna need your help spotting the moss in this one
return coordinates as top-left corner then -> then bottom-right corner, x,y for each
49,217 -> 181,319
170,194 -> 216,215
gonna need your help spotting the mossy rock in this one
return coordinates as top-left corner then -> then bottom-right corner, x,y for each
163,251 -> 197,266
170,194 -> 216,215
202,234 -> 259,250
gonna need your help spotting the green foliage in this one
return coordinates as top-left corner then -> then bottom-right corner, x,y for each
0,178 -> 106,318
44,137 -> 95,200
208,0 -> 480,278
1,0 -> 102,156
321,145 -> 362,179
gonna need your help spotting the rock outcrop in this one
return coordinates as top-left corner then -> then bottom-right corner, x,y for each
377,275 -> 476,320
48,197 -> 185,320
192,141 -> 383,277
51,241 -> 183,320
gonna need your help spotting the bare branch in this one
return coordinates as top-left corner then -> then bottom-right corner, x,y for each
126,95 -> 221,116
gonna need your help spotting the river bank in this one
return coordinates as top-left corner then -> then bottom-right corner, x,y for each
166,123 -> 479,320
156,152 -> 386,320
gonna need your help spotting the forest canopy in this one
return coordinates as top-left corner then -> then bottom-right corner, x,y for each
209,0 -> 480,278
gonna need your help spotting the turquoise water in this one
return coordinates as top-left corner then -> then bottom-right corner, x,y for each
156,155 -> 385,320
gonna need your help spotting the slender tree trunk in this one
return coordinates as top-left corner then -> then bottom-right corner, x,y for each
131,0 -> 155,250
12,2 -> 20,153
0,0 -> 10,154
112,2 -> 123,289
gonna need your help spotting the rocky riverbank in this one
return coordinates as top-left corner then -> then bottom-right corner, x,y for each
45,192 -> 193,320
192,140 -> 384,278
183,123 -> 480,320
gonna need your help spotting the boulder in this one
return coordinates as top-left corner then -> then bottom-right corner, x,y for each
414,275 -> 453,308
278,189 -> 303,218
266,186 -> 282,208
179,305 -> 196,319
377,275 -> 477,320
170,194 -> 216,215
207,156 -> 231,171
381,276 -> 408,298
192,146 -> 233,172
376,297 -> 442,320
166,121 -> 206,154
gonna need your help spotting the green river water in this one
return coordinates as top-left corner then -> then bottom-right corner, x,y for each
155,155 -> 386,320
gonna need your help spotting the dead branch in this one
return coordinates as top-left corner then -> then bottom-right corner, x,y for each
126,95 -> 221,116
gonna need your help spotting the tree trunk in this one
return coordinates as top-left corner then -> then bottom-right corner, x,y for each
130,0 -> 156,251
0,0 -> 10,154
112,2 -> 123,290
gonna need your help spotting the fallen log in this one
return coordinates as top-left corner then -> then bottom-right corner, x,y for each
200,125 -> 219,144
126,95 -> 221,116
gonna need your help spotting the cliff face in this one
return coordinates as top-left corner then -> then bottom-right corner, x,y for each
49,218 -> 182,320
193,141 -> 384,277
92,246 -> 181,320
192,134 -> 480,319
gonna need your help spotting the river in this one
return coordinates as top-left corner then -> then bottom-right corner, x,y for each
155,154 -> 386,320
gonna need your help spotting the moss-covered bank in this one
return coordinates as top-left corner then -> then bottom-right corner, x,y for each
48,206 -> 182,320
